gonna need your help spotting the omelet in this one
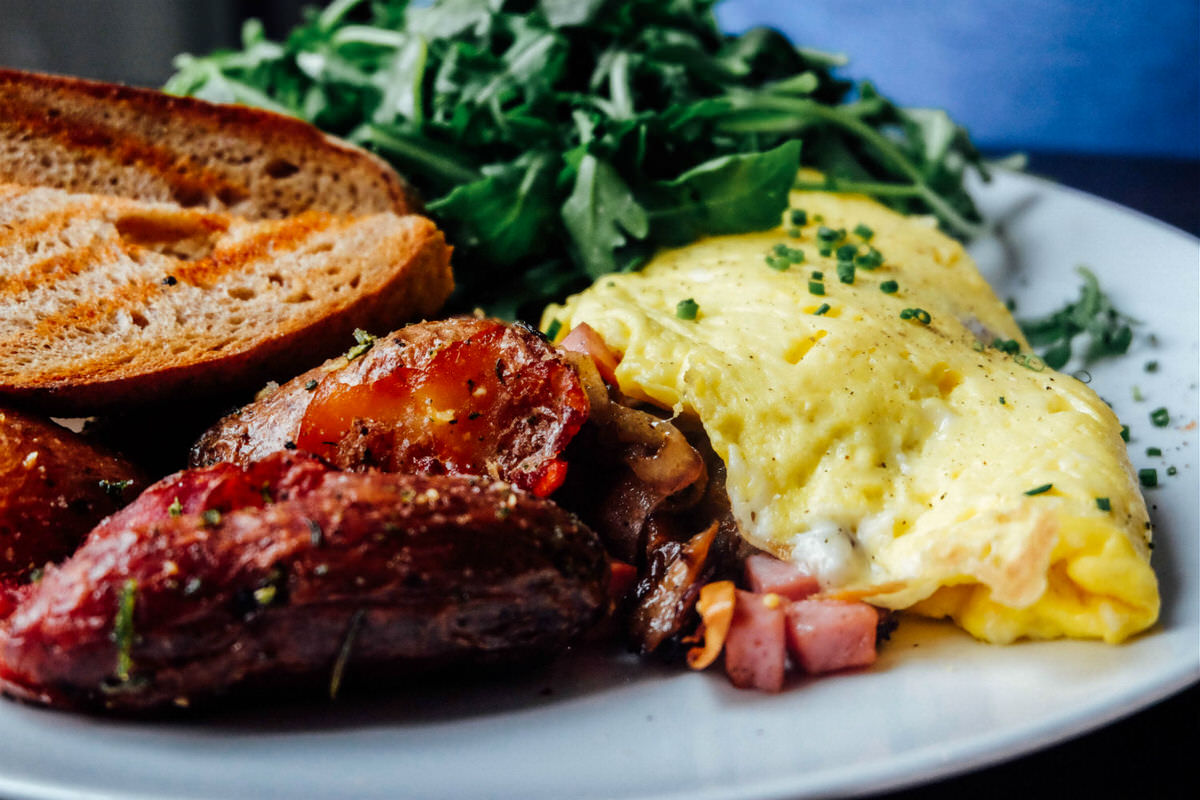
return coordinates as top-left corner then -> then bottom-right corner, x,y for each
544,188 -> 1159,645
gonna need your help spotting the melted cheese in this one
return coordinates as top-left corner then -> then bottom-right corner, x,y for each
545,189 -> 1158,644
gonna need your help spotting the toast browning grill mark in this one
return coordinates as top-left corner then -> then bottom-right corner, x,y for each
176,211 -> 341,290
0,241 -> 118,299
0,196 -> 236,298
1,104 -> 254,212
28,212 -> 344,355
0,200 -> 98,252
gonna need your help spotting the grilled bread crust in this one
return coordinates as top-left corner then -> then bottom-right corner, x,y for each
0,68 -> 418,218
0,184 -> 453,413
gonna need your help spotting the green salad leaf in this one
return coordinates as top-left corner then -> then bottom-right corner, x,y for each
166,0 -> 991,319
1019,267 -> 1136,370
561,154 -> 650,278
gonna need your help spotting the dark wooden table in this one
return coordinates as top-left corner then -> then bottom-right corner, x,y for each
874,152 -> 1200,800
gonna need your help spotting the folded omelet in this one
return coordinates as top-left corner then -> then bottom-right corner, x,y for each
545,188 -> 1158,645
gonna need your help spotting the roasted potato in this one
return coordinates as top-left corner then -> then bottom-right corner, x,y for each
0,407 -> 144,580
0,453 -> 608,711
192,317 -> 590,497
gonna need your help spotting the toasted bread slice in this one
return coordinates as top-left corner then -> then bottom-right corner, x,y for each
0,68 -> 418,218
0,183 -> 453,413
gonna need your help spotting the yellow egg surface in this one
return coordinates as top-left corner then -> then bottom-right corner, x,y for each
544,189 -> 1159,645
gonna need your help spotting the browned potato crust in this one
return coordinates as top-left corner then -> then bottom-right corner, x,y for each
0,407 -> 144,579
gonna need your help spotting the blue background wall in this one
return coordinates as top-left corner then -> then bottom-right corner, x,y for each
717,0 -> 1200,158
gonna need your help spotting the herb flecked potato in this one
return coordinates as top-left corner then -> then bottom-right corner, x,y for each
0,407 -> 144,581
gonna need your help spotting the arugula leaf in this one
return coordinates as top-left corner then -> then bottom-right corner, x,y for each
168,0 -> 993,319
540,0 -> 607,27
561,154 -> 649,278
429,152 -> 558,267
646,139 -> 800,246
1020,267 -> 1136,370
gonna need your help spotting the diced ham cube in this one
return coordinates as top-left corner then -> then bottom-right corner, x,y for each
785,599 -> 879,674
744,554 -> 820,601
724,590 -> 787,692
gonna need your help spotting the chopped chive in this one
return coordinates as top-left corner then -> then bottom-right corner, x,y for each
1095,497 -> 1111,511
999,396 -> 1006,405
811,270 -> 824,280
819,247 -> 833,257
837,261 -> 856,284
1013,353 -> 1045,372
1139,468 -> 1158,487
1024,483 -> 1053,496
345,328 -> 377,361
1150,407 -> 1170,427
787,227 -> 803,238
790,209 -> 808,227
900,308 -> 931,324
675,298 -> 699,320
202,509 -> 222,527
991,338 -> 1021,355
304,378 -> 319,391
1167,466 -> 1178,476
544,319 -> 562,340
1132,385 -> 1144,402
854,247 -> 883,269
770,244 -> 805,265
168,497 -> 183,518
98,479 -> 133,499
853,223 -> 874,241
253,585 -> 277,606
1144,360 -> 1159,373
814,303 -> 831,316
880,280 -> 899,294
1147,447 -> 1162,457
835,243 -> 858,261
816,225 -> 844,244
766,254 -> 790,271
112,579 -> 138,682
329,609 -> 365,700
808,281 -> 825,296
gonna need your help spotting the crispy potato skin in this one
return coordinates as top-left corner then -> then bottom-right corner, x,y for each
0,457 -> 608,712
192,318 -> 589,497
0,407 -> 144,580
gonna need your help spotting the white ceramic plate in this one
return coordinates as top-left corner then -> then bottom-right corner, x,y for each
0,171 -> 1196,800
